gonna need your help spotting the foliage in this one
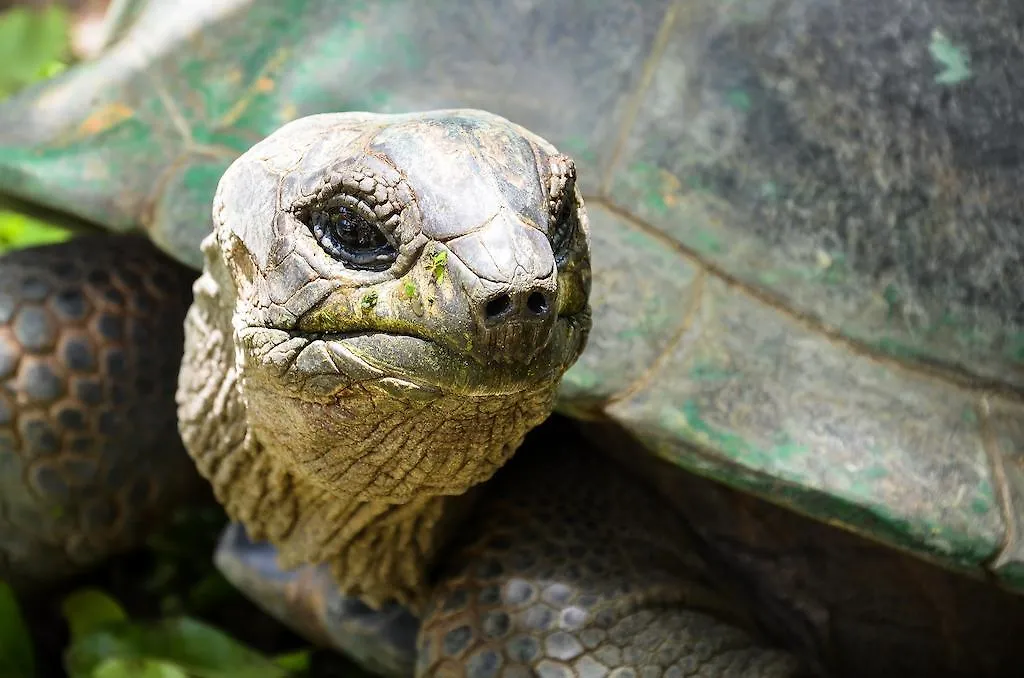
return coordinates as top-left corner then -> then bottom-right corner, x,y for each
0,5 -> 75,253
0,505 -> 315,677
426,249 -> 448,284
0,207 -> 73,251
0,5 -> 69,98
0,581 -> 35,678
63,600 -> 298,678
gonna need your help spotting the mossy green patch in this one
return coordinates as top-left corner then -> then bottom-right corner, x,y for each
689,364 -> 735,382
628,162 -> 671,214
360,291 -> 378,313
818,252 -> 847,285
310,308 -> 341,327
692,229 -> 724,254
971,496 -> 991,516
1007,333 -> 1024,363
861,465 -> 889,481
663,400 -> 797,469
725,89 -> 751,112
426,250 -> 447,284
929,29 -> 972,85
882,283 -> 903,318
650,397 -> 997,568
557,135 -> 598,166
758,181 -> 778,199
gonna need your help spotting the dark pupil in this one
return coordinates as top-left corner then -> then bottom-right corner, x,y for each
310,208 -> 396,271
551,199 -> 575,256
328,211 -> 388,250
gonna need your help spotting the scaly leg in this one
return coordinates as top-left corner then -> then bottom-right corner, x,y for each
417,439 -> 805,678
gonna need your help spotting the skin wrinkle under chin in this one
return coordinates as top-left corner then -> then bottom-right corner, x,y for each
178,112 -> 589,610
247,366 -> 557,608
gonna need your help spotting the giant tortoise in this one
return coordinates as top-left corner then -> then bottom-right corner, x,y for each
0,1 -> 1022,676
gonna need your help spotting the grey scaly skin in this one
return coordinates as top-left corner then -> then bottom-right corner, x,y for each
175,110 -> 806,678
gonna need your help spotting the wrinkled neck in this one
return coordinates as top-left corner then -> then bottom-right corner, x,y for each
242,379 -> 557,505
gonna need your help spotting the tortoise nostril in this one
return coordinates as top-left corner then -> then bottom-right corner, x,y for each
482,290 -> 552,325
485,293 -> 512,320
527,292 -> 549,316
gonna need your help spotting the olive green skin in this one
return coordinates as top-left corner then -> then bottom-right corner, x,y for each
0,0 -> 1022,609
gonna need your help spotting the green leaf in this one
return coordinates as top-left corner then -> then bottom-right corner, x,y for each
65,616 -> 291,678
428,250 -> 448,284
272,650 -> 311,672
92,658 -> 189,678
0,580 -> 35,678
62,589 -> 129,642
185,572 -> 236,613
0,6 -> 71,99
0,209 -> 73,253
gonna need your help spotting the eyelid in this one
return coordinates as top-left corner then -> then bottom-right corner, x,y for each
324,193 -> 381,225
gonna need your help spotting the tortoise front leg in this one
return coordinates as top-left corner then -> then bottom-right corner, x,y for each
216,522 -> 421,677
417,441 -> 806,678
0,235 -> 202,588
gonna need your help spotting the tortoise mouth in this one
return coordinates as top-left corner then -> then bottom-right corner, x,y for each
238,313 -> 585,400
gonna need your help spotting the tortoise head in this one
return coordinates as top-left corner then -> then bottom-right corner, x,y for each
187,110 -> 591,504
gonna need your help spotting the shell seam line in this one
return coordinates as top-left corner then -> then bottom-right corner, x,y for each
148,72 -> 194,145
598,0 -> 680,196
586,195 -> 1024,404
604,267 -> 707,406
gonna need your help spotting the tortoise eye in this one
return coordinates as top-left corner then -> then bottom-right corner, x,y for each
309,207 -> 397,271
547,155 -> 578,264
550,193 -> 578,263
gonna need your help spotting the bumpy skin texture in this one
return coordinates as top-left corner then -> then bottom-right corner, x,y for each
177,110 -> 591,608
214,432 -> 809,678
0,236 -> 200,587
418,437 -> 804,678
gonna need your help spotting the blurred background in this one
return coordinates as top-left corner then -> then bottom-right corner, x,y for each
0,0 -> 104,253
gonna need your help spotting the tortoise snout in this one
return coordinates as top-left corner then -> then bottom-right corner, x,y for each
472,279 -> 558,365
445,212 -> 561,364
483,288 -> 553,324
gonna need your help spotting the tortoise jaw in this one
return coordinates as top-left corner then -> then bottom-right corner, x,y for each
232,323 -> 564,504
236,313 -> 586,402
